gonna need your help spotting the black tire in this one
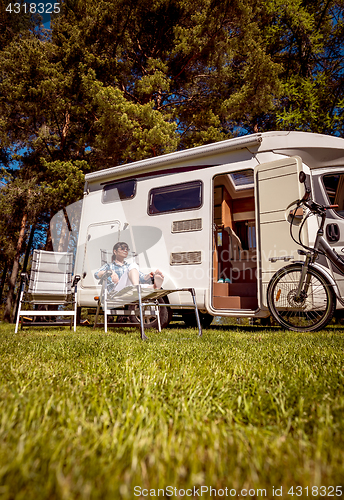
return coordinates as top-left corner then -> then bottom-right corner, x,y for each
267,264 -> 335,332
182,311 -> 213,328
129,297 -> 169,329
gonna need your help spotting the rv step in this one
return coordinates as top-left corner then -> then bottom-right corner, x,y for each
213,296 -> 258,310
213,282 -> 257,297
228,260 -> 257,270
222,264 -> 257,283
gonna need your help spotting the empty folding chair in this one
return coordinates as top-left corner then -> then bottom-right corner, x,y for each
15,250 -> 80,333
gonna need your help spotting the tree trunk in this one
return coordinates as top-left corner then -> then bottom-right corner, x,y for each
21,224 -> 35,275
4,212 -> 28,322
0,262 -> 8,303
13,224 -> 35,323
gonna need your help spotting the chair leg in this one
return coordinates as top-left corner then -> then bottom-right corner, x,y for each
14,290 -> 24,334
73,292 -> 77,332
156,301 -> 161,332
190,288 -> 202,337
104,289 -> 108,333
137,285 -> 148,340
15,316 -> 20,334
93,300 -> 101,330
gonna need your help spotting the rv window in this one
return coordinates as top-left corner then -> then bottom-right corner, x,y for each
229,170 -> 254,189
102,179 -> 136,203
148,180 -> 202,215
322,174 -> 344,217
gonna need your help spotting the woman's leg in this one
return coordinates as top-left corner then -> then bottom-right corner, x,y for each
113,270 -> 130,292
113,268 -> 138,292
128,268 -> 139,285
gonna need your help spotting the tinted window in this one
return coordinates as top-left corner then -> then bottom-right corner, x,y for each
230,169 -> 254,188
149,181 -> 202,215
102,179 -> 136,203
322,174 -> 344,217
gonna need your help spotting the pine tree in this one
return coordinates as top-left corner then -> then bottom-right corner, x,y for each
50,0 -> 282,148
260,0 -> 344,134
2,0 -> 344,320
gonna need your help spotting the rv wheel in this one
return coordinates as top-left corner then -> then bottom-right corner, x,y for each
182,311 -> 213,328
129,297 -> 169,329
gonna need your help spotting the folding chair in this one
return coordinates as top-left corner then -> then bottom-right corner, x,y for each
94,278 -> 202,340
100,249 -> 113,266
15,250 -> 80,333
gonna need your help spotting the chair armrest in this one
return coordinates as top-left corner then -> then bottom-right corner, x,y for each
97,269 -> 112,285
20,272 -> 28,284
18,272 -> 28,293
72,275 -> 81,287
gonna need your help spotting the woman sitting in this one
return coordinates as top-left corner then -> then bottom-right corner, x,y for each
94,242 -> 164,294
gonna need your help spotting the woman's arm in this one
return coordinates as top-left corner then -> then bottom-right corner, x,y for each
141,271 -> 154,284
94,263 -> 110,280
111,271 -> 119,284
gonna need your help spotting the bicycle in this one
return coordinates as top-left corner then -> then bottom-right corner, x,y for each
267,171 -> 344,332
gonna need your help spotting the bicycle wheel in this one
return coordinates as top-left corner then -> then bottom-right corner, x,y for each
267,264 -> 335,332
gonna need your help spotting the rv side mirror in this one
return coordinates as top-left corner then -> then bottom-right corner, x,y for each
299,171 -> 306,184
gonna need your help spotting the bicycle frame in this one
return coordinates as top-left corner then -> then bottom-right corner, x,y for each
294,209 -> 344,302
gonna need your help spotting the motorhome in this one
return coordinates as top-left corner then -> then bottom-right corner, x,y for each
63,131 -> 344,326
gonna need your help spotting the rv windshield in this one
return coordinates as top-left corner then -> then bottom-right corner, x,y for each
148,180 -> 202,215
322,173 -> 344,217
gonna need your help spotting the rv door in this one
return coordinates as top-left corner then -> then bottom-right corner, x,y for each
255,156 -> 310,307
81,221 -> 121,289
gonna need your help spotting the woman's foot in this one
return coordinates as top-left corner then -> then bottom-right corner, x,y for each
153,270 -> 164,289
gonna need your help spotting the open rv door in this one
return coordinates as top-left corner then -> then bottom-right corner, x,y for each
255,156 -> 310,307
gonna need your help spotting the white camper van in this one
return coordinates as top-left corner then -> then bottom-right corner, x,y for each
70,130 -> 344,326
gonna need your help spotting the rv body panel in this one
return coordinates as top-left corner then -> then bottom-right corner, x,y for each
71,131 -> 344,317
75,148 -> 263,309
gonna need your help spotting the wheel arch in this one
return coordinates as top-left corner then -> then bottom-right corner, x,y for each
275,260 -> 339,297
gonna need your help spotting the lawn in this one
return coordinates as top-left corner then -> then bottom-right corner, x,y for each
0,322 -> 343,500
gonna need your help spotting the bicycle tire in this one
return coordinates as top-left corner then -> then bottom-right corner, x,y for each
267,264 -> 336,332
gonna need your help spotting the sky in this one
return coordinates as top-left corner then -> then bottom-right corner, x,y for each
39,0 -> 56,27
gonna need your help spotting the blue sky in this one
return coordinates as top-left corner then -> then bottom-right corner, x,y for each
35,1 -> 55,29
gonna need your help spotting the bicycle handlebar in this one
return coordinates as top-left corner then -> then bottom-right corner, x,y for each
300,198 -> 338,215
301,187 -> 311,202
289,185 -> 339,254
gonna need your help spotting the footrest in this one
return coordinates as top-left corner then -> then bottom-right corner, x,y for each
96,287 -> 202,339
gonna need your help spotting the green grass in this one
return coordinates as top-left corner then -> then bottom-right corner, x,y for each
0,322 -> 343,499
